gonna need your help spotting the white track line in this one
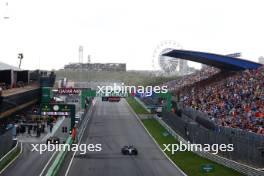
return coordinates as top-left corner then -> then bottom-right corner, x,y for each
64,149 -> 77,176
0,142 -> 23,175
39,150 -> 58,176
124,99 -> 187,176
41,117 -> 65,142
65,99 -> 97,176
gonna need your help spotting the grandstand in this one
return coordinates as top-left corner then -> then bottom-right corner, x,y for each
180,67 -> 264,134
161,49 -> 263,134
140,50 -> 264,169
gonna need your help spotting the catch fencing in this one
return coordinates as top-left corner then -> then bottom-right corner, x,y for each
161,110 -> 264,169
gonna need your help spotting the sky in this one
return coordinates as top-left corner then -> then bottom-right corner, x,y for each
0,0 -> 263,70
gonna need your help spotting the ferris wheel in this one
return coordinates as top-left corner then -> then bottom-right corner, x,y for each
152,40 -> 183,74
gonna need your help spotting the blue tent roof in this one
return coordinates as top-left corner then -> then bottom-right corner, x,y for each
163,50 -> 262,71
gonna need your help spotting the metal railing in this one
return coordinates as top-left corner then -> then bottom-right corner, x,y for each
156,116 -> 264,176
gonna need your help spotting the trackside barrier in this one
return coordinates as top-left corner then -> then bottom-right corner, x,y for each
0,140 -> 22,174
46,136 -> 73,176
77,102 -> 93,141
46,101 -> 94,176
155,117 -> 264,176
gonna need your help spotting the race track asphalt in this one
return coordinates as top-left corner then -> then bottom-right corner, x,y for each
0,118 -> 70,176
0,142 -> 54,176
62,98 -> 185,176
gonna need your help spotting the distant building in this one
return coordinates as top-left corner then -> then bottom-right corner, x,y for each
64,63 -> 126,72
0,61 -> 20,71
258,56 -> 264,64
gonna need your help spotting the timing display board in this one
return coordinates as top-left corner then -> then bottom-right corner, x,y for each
41,104 -> 76,129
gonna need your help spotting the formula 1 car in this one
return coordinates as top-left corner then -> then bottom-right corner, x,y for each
121,145 -> 138,155
102,97 -> 108,101
46,136 -> 60,144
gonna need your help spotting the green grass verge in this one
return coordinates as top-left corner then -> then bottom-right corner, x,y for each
126,97 -> 243,175
142,119 -> 243,176
0,145 -> 21,172
126,97 -> 149,114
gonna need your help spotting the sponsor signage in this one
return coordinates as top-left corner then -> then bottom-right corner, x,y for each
41,104 -> 72,116
41,104 -> 72,112
41,104 -> 76,129
96,91 -> 127,97
58,88 -> 81,94
200,164 -> 215,173
226,52 -> 241,58
42,111 -> 70,116
162,131 -> 169,137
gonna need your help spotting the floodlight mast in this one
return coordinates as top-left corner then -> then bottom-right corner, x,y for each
18,53 -> 23,69
3,1 -> 10,19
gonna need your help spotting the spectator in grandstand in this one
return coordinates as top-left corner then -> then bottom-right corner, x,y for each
163,66 -> 220,92
176,66 -> 264,135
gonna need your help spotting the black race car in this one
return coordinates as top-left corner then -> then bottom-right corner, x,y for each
46,136 -> 60,144
121,145 -> 138,155
102,97 -> 108,101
